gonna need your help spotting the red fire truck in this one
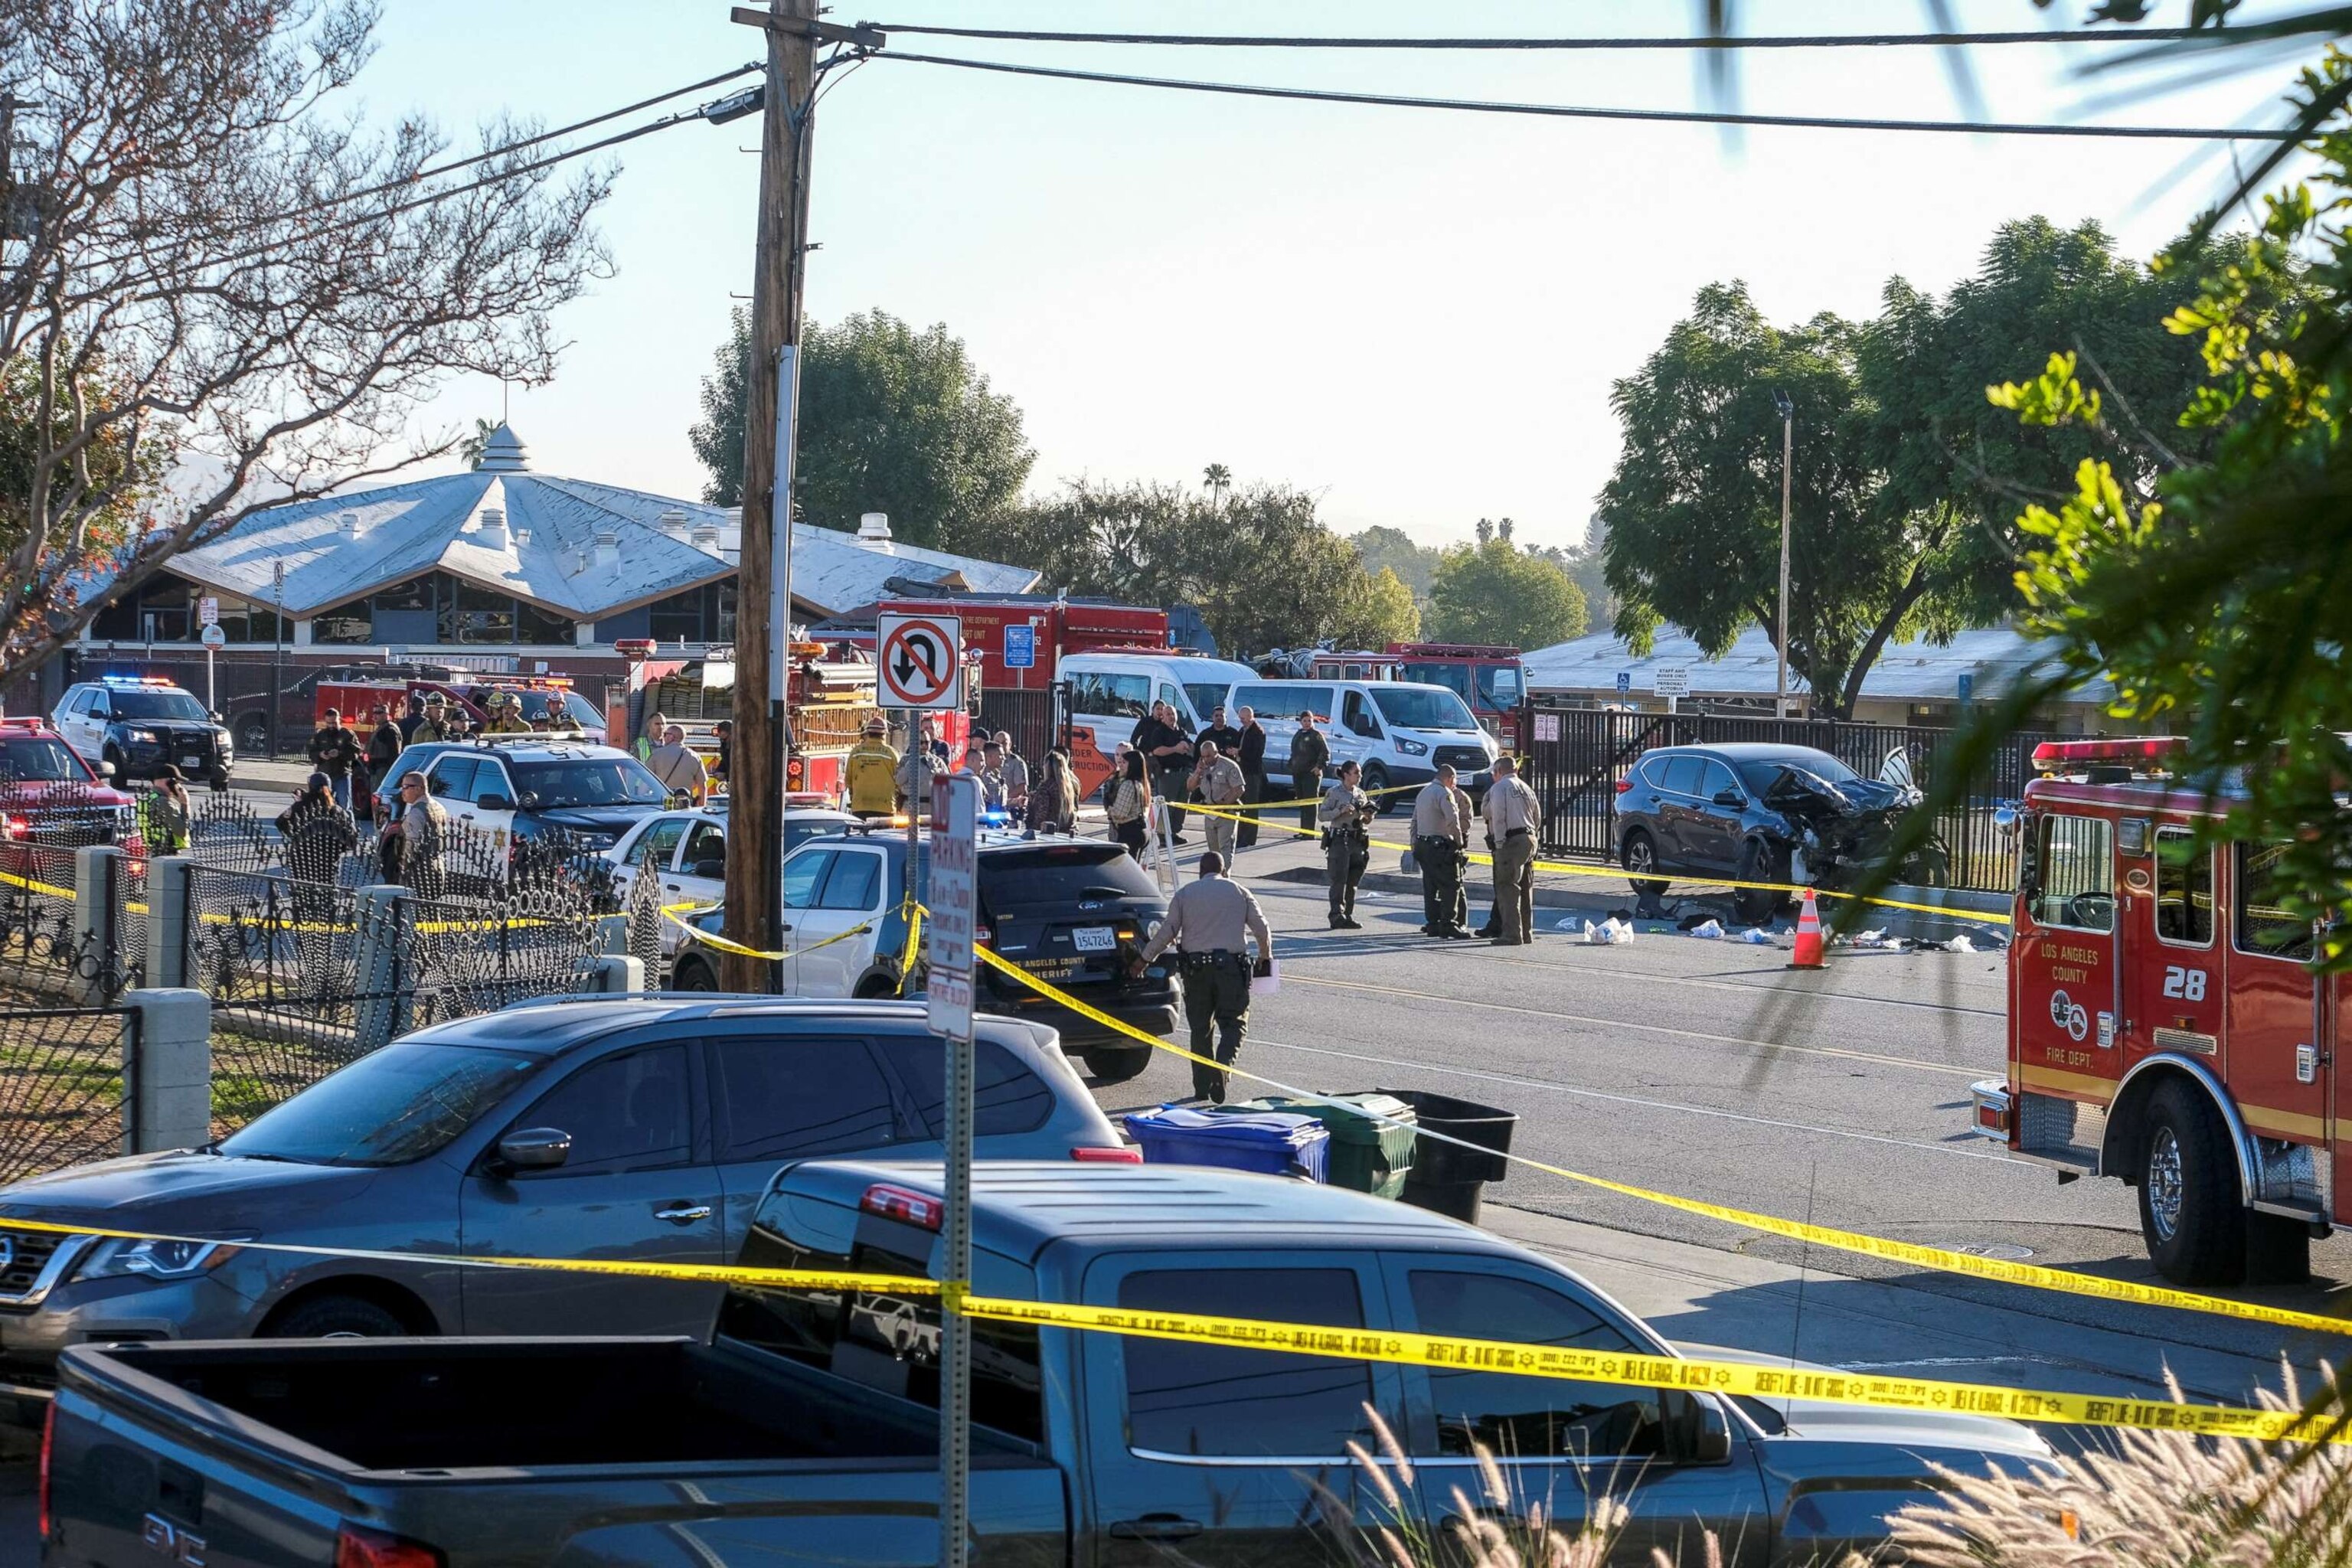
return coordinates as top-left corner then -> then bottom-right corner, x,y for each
1969,737 -> 2335,1286
1389,642 -> 1528,750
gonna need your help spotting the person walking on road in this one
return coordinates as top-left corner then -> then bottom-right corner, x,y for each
1482,754 -> 1543,945
845,717 -> 900,819
306,709 -> 362,812
1288,710 -> 1329,832
1105,750 -> 1152,861
1132,701 -> 1194,843
1412,763 -> 1475,939
1235,706 -> 1268,848
1131,850 -> 1272,1103
1191,740 -> 1247,862
1319,758 -> 1375,929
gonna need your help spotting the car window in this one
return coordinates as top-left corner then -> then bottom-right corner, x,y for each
1659,756 -> 1704,796
514,1045 -> 692,1176
783,849 -> 832,910
1341,692 -> 1380,738
2155,827 -> 2213,946
1119,1267 -> 1377,1458
428,756 -> 479,800
681,821 -> 727,870
1700,760 -> 1741,802
708,1036 -> 895,1161
512,757 -> 667,807
1406,1269 -> 1663,1459
2030,814 -> 2114,933
978,842 -> 1160,910
871,1035 -> 1057,1138
1067,670 -> 1149,719
219,1043 -> 544,1166
1370,687 -> 1477,731
2236,842 -> 2314,962
628,818 -> 688,869
468,760 -> 514,805
818,849 -> 882,911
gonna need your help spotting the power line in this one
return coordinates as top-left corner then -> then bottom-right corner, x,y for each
863,22 -> 2233,51
876,51 -> 2302,141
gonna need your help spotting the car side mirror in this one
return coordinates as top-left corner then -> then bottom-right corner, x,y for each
692,858 -> 725,880
1713,789 -> 1746,808
95,760 -> 116,779
494,1127 -> 571,1172
474,793 -> 513,813
1659,1388 -> 1732,1463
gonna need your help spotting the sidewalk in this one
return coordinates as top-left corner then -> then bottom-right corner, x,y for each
1478,1200 -> 2319,1417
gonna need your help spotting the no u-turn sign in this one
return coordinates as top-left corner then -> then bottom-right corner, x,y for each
877,612 -> 963,710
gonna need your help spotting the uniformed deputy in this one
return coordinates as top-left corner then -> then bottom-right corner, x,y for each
1318,758 -> 1375,929
1482,753 -> 1544,945
1131,851 -> 1272,1102
1410,762 -> 1474,939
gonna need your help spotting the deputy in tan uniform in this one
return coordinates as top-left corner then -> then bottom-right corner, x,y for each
1410,763 -> 1475,939
1131,851 -> 1272,1102
1481,754 -> 1544,945
1189,740 -> 1247,863
1318,759 -> 1376,929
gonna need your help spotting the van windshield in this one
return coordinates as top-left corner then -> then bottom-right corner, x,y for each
1371,688 -> 1477,731
1182,684 -> 1230,724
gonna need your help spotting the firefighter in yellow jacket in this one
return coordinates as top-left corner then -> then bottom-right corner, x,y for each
844,717 -> 901,819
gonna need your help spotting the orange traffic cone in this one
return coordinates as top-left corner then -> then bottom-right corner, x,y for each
1788,889 -> 1825,970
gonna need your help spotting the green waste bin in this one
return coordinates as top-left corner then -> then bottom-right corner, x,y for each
1231,1093 -> 1418,1198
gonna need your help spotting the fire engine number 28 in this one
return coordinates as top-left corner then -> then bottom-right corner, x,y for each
1971,738 -> 2336,1289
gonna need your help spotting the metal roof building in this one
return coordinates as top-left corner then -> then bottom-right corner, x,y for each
1522,623 -> 2118,730
71,423 -> 1039,660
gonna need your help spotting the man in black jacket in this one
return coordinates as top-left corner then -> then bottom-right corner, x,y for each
306,710 -> 363,812
1234,706 -> 1269,849
1131,701 -> 1194,844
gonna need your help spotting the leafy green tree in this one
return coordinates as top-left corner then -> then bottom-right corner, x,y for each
1202,462 -> 1232,502
690,309 -> 1034,553
1349,524 -> 1442,600
1427,537 -> 1588,649
1334,565 -> 1420,645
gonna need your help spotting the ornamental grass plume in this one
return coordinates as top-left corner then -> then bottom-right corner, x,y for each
1869,1369 -> 2352,1568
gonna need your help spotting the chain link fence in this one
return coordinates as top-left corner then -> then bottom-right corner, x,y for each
0,1006 -> 136,1185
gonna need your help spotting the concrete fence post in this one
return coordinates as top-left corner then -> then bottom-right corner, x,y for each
146,855 -> 193,991
590,954 -> 645,994
122,988 -> 211,1155
596,912 -> 629,956
352,885 -> 409,1054
71,844 -> 122,1004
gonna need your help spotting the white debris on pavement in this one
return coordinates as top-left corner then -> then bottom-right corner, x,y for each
1686,919 -> 1724,939
1576,916 -> 1636,944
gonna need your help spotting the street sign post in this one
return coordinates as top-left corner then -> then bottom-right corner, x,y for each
926,773 -> 978,1568
1615,671 -> 1631,697
196,597 -> 218,628
1653,665 -> 1690,715
877,612 -> 964,710
1002,622 -> 1035,671
199,622 -> 226,707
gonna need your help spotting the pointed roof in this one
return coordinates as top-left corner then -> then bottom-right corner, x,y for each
149,428 -> 1040,620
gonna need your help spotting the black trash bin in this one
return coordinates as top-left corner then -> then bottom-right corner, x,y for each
1380,1088 -> 1517,1224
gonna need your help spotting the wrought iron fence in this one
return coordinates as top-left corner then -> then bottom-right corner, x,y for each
976,686 -> 1061,776
405,887 -> 608,1025
0,1006 -> 134,1184
1519,705 -> 2063,893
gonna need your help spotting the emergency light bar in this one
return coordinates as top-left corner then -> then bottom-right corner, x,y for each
99,675 -> 175,687
2030,737 -> 2184,773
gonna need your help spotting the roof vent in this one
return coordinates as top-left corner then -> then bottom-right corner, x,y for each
475,423 -> 531,473
338,510 -> 361,537
512,528 -> 531,546
594,530 -> 619,568
657,507 -> 692,539
477,506 -> 509,552
857,511 -> 895,554
690,519 -> 722,552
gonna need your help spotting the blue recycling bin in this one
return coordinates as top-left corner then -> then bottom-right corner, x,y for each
1122,1104 -> 1330,1184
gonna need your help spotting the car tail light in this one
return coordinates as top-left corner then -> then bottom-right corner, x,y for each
337,1524 -> 446,1568
1070,1145 -> 1142,1163
859,1183 -> 944,1230
1614,779 -> 1633,795
1,815 -> 27,839
38,1401 -> 52,1540
974,924 -> 991,947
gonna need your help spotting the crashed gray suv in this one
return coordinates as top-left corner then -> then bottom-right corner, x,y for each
0,995 -> 1128,1418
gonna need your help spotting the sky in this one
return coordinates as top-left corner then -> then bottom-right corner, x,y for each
348,1 -> 2321,556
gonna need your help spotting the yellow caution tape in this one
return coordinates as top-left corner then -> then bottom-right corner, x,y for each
1178,801 -> 2012,925
659,903 -> 874,963
960,1295 -> 2347,1445
899,903 -> 923,995
0,867 -> 74,901
969,943 -> 2352,1341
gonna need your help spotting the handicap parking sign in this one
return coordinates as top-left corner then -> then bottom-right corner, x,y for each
1615,672 -> 1631,695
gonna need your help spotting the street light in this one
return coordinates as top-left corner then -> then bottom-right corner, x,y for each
1771,389 -> 1794,721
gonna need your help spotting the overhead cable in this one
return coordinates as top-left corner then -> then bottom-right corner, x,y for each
861,23 -> 2227,51
876,51 -> 2301,141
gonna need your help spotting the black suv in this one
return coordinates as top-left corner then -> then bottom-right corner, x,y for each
1618,742 -> 1936,922
52,677 -> 234,788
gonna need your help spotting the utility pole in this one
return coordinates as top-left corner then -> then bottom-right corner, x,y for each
724,0 -> 818,991
1772,390 -> 1794,723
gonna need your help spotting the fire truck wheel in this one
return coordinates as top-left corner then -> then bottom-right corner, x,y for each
2138,1079 -> 2246,1286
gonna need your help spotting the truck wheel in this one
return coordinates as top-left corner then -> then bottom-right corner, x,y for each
1361,763 -> 1392,812
1083,1046 -> 1153,1083
1732,841 -> 1785,926
265,1293 -> 409,1339
2138,1079 -> 2246,1286
1622,831 -> 1667,901
671,955 -> 717,991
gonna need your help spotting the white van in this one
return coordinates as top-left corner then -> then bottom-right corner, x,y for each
1221,676 -> 1500,809
1057,651 -> 1261,763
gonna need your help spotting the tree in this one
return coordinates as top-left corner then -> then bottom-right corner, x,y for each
459,417 -> 497,470
1,0 -> 613,676
1349,524 -> 1442,600
689,308 -> 1034,552
1426,537 -> 1588,649
1334,565 -> 1420,645
1202,462 -> 1232,503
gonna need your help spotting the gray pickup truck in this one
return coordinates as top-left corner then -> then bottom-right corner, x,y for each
38,1161 -> 2051,1567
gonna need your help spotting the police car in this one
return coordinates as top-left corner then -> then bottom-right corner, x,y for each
52,675 -> 234,789
607,801 -> 860,947
370,737 -> 671,854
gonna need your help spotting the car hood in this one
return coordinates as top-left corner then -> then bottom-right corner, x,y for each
0,1149 -> 386,1230
1681,1342 -> 2050,1459
525,804 -> 659,835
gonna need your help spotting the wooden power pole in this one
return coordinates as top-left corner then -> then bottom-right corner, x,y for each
724,0 -> 818,991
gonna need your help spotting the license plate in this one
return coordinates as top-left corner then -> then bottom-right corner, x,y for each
181,756 -> 202,768
1072,926 -> 1116,953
